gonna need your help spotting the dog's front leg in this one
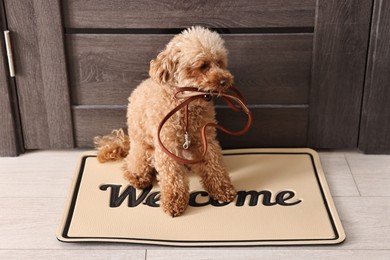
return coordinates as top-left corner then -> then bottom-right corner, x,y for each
123,142 -> 155,189
154,149 -> 190,217
195,141 -> 237,202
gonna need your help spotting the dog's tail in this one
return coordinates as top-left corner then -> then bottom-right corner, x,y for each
94,128 -> 130,163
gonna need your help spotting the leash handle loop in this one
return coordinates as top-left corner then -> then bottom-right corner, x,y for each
157,87 -> 252,165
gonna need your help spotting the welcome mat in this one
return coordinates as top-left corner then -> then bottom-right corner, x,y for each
57,148 -> 345,246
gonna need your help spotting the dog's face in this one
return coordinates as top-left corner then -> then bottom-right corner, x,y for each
149,27 -> 234,91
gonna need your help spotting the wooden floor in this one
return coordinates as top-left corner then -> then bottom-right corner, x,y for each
0,150 -> 389,259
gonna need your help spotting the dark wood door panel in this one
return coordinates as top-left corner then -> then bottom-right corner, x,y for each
0,50 -> 19,156
72,106 -> 127,147
217,106 -> 308,148
4,0 -> 74,149
225,35 -> 312,105
308,0 -> 373,149
63,0 -> 315,29
359,0 -> 390,154
66,34 -> 165,106
72,106 -> 308,148
66,34 -> 312,106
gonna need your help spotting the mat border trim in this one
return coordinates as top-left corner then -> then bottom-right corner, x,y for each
58,150 -> 345,246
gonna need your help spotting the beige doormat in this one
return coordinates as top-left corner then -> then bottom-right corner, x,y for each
57,148 -> 345,246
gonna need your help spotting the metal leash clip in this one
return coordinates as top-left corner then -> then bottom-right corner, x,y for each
183,131 -> 191,149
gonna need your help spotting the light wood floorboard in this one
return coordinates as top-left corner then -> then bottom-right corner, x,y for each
0,250 -> 146,260
146,249 -> 390,260
345,152 -> 390,196
319,152 -> 360,196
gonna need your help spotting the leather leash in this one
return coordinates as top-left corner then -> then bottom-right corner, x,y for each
157,86 -> 252,164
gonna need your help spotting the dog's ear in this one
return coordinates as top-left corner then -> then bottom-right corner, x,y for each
149,48 -> 178,85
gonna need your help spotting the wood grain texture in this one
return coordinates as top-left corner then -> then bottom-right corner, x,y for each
72,105 -> 308,148
0,50 -> 20,156
0,151 -> 82,198
216,106 -> 308,148
0,250 -> 146,260
359,0 -> 390,154
72,106 -> 127,147
62,0 -> 316,29
319,152 -> 360,197
0,54 -> 18,156
345,152 -> 390,196
308,0 -> 373,148
66,34 -> 312,105
146,250 -> 390,260
4,0 -> 74,149
0,1 -> 22,156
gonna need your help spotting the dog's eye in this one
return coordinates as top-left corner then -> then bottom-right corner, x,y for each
200,62 -> 210,71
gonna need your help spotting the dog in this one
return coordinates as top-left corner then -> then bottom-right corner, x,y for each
95,26 -> 237,217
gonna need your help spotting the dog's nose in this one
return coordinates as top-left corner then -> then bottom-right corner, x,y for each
219,79 -> 228,87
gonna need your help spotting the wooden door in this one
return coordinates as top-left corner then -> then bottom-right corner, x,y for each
3,0 -> 73,153
61,0 -> 373,150
1,0 -> 388,156
309,0 -> 373,149
62,0 -> 315,149
359,0 -> 390,154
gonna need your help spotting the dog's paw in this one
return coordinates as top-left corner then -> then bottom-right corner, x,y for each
123,170 -> 153,189
161,191 -> 189,217
209,184 -> 237,203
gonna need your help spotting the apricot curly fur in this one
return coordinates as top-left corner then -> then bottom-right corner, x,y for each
95,27 -> 237,217
94,129 -> 130,163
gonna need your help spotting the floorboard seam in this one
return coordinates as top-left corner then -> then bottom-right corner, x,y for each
343,154 -> 362,196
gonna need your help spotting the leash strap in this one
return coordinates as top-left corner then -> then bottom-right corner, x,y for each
157,86 -> 252,164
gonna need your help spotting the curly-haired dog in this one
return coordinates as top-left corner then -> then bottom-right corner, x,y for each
95,27 -> 237,217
